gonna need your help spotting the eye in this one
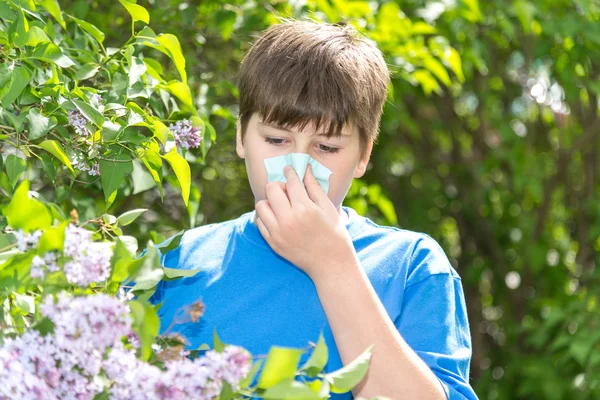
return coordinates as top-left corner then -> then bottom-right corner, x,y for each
317,144 -> 340,154
265,137 -> 286,146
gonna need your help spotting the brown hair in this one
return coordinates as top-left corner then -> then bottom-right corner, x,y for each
236,19 -> 390,158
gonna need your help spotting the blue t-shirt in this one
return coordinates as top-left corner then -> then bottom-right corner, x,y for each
151,207 -> 477,399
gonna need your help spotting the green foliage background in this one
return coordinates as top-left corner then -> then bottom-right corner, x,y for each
2,0 -> 600,398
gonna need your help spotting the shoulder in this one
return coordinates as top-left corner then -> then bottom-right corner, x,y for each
347,208 -> 458,285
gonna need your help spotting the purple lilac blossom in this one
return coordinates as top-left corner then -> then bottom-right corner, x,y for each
67,110 -> 89,137
30,252 -> 59,280
168,119 -> 202,149
15,229 -> 42,252
1,292 -> 252,399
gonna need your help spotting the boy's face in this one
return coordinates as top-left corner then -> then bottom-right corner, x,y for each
236,113 -> 372,210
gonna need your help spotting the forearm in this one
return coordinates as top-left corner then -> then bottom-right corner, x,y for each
313,257 -> 447,399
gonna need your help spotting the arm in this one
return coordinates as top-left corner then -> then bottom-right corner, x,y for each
312,253 -> 447,399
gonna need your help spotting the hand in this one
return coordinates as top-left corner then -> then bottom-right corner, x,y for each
255,164 -> 356,281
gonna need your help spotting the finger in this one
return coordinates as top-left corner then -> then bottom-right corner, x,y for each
255,217 -> 274,247
283,165 -> 310,206
264,181 -> 291,219
255,199 -> 278,233
304,164 -> 334,210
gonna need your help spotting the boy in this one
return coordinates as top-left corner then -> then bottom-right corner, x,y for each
152,20 -> 478,399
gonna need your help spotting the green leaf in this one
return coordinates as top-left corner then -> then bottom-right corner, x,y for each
423,57 -> 452,87
140,148 -> 163,199
262,379 -> 321,399
162,148 -> 191,206
5,154 -> 25,188
155,230 -> 184,253
214,328 -> 226,352
75,63 -> 101,80
11,7 -> 28,48
72,98 -> 105,127
39,140 -> 74,173
239,359 -> 263,389
155,34 -> 186,82
99,155 -> 133,202
151,118 -> 170,145
39,153 -> 56,182
25,26 -> 50,46
26,108 -> 57,140
3,180 -> 52,232
257,347 -> 304,389
128,56 -> 147,86
110,238 -> 134,282
128,244 -> 163,291
162,266 -> 201,279
0,66 -> 30,108
116,208 -> 147,226
39,0 -> 66,29
119,0 -> 150,24
443,47 -> 465,83
37,222 -> 67,253
67,14 -> 105,43
300,333 -> 329,377
32,42 -> 75,68
13,292 -> 35,314
129,300 -> 160,361
325,345 -> 373,393
165,80 -> 194,111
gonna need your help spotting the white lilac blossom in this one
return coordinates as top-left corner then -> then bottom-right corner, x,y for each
15,229 -> 42,252
168,119 -> 202,149
30,252 -> 59,280
67,110 -> 90,137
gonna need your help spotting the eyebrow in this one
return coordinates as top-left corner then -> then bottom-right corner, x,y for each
258,121 -> 352,137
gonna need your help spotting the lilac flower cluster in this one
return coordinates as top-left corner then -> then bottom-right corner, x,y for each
30,252 -> 60,280
106,344 -> 252,399
72,153 -> 100,176
63,225 -> 112,286
0,293 -> 132,400
0,292 -> 253,400
67,110 -> 90,137
168,119 -> 202,149
15,229 -> 42,252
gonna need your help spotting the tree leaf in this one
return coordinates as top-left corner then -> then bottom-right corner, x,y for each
155,34 -> 186,82
129,300 -> 159,361
72,98 -> 105,127
26,108 -> 57,140
38,222 -> 67,253
155,230 -> 184,254
300,333 -> 329,377
39,0 -> 66,29
117,208 -> 148,226
262,379 -> 321,399
5,154 -> 25,188
257,347 -> 304,389
325,345 -> 373,393
165,80 -> 194,111
99,155 -> 133,202
3,180 -> 52,232
119,0 -> 150,24
162,148 -> 190,206
213,328 -> 226,352
162,266 -> 201,279
67,14 -> 105,43
39,139 -> 74,173
0,66 -> 30,108
75,63 -> 101,80
25,26 -> 50,46
423,57 -> 452,87
128,244 -> 163,291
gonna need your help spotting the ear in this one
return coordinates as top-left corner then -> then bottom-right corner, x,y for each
354,138 -> 373,178
236,119 -> 245,159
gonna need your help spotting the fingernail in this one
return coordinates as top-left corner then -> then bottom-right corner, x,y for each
284,165 -> 292,175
